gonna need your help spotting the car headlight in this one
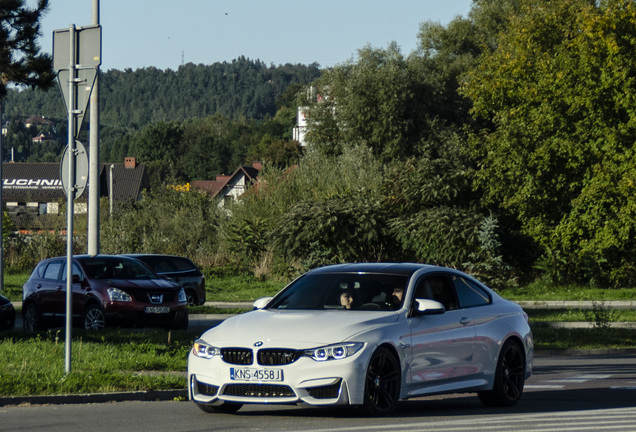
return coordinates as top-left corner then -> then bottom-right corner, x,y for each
107,287 -> 132,302
304,342 -> 364,361
192,339 -> 221,359
178,288 -> 187,303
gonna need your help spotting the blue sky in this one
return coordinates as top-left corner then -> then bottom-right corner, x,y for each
34,0 -> 473,71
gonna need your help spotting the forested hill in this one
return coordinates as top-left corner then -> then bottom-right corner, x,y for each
3,57 -> 322,128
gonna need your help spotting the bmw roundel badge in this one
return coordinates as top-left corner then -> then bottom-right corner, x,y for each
254,341 -> 263,347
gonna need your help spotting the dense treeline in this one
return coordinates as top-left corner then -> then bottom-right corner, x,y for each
6,0 -> 636,290
2,58 -> 319,175
4,57 -> 320,126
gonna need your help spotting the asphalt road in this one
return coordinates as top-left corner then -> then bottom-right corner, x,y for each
1,354 -> 635,432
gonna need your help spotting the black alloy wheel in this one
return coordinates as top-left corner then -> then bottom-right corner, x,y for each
478,339 -> 526,407
22,304 -> 41,331
186,291 -> 197,307
363,346 -> 401,416
83,304 -> 106,330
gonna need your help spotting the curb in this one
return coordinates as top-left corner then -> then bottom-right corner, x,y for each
534,348 -> 636,357
0,389 -> 186,407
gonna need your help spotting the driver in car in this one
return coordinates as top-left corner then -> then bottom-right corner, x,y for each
340,291 -> 354,309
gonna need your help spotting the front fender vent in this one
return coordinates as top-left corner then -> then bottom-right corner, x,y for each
306,379 -> 342,399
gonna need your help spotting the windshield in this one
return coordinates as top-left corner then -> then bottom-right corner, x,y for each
269,273 -> 409,311
81,257 -> 156,280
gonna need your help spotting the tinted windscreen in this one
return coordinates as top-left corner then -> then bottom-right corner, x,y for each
269,273 -> 409,311
82,258 -> 156,280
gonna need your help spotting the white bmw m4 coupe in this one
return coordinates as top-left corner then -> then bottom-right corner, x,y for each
188,263 -> 533,416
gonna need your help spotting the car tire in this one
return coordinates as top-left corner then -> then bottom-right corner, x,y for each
362,346 -> 401,416
173,310 -> 189,330
478,339 -> 526,407
23,303 -> 41,331
83,304 -> 106,331
196,402 -> 243,414
185,290 -> 197,307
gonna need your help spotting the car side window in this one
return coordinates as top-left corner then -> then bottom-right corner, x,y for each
173,258 -> 195,272
453,276 -> 491,308
414,275 -> 459,311
42,262 -> 63,280
61,263 -> 84,282
152,257 -> 174,273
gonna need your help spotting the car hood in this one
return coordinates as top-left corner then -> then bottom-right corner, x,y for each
102,278 -> 180,291
200,309 -> 400,348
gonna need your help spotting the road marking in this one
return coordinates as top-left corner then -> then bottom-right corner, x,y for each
299,407 -> 636,432
525,384 -> 565,389
549,374 -> 611,383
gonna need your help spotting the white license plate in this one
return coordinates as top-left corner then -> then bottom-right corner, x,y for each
145,306 -> 170,314
230,367 -> 283,382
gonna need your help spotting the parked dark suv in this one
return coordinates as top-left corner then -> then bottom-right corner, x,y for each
0,293 -> 16,331
122,254 -> 206,306
22,255 -> 188,331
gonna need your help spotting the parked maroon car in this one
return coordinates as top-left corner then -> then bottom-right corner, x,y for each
22,255 -> 188,331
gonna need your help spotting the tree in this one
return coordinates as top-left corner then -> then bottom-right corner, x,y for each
0,0 -> 53,97
462,0 -> 636,285
305,43 -> 422,162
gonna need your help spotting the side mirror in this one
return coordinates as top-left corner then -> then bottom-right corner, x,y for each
72,274 -> 83,284
414,299 -> 445,315
252,297 -> 274,310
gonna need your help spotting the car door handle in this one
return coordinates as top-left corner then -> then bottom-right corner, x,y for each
460,317 -> 473,325
56,285 -> 64,291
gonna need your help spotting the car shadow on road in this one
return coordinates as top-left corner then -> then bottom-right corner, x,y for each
226,387 -> 636,419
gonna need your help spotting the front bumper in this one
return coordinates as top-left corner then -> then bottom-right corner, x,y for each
188,347 -> 372,407
104,304 -> 188,328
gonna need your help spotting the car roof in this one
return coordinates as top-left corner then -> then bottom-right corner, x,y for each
121,254 -> 189,260
308,262 -> 438,276
42,254 -> 142,262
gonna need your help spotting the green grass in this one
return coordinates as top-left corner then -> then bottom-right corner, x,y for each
0,328 -> 195,397
204,274 -> 286,302
527,308 -> 636,322
188,306 -> 251,315
532,327 -> 636,351
502,282 -> 636,301
1,271 -> 29,300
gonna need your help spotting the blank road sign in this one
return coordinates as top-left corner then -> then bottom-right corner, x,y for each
53,25 -> 102,71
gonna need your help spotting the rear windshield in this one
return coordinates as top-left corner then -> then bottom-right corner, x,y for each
269,273 -> 409,311
82,257 -> 156,280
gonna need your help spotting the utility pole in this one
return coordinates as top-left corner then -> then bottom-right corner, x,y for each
87,0 -> 100,256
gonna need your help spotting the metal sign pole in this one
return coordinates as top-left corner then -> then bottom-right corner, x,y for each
65,24 -> 77,375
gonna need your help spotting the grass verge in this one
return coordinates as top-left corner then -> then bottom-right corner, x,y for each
0,328 -> 195,397
532,327 -> 636,351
